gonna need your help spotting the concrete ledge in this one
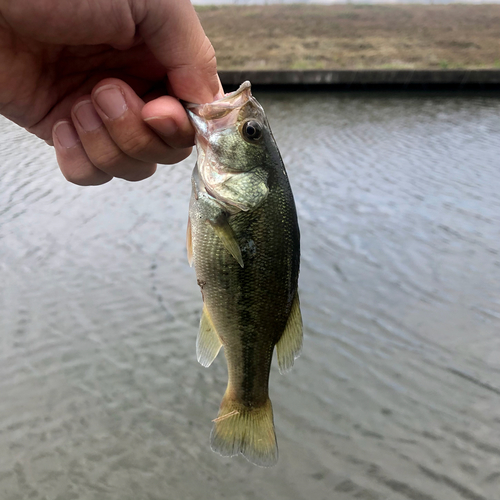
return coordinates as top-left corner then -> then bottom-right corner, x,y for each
219,70 -> 500,89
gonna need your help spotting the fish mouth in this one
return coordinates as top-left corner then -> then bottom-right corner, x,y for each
185,81 -> 252,118
185,81 -> 253,140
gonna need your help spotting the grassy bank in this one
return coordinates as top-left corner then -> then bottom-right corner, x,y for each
196,4 -> 500,71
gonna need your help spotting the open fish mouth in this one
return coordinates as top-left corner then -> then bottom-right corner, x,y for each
185,81 -> 252,119
185,81 -> 253,140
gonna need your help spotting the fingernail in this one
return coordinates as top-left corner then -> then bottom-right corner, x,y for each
74,100 -> 103,131
144,116 -> 178,137
53,121 -> 80,148
94,85 -> 127,120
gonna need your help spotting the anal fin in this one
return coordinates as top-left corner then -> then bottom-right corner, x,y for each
276,292 -> 303,374
197,305 -> 223,367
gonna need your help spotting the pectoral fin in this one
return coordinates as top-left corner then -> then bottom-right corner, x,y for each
276,292 -> 303,374
197,305 -> 223,367
186,217 -> 193,267
209,216 -> 244,268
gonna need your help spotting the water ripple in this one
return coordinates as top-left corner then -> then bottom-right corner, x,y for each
1,93 -> 499,498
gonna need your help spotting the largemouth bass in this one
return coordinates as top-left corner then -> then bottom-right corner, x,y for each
185,81 -> 302,467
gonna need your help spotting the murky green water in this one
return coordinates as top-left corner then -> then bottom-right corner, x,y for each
1,91 -> 499,500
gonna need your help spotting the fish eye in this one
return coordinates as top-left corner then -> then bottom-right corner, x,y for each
242,120 -> 262,142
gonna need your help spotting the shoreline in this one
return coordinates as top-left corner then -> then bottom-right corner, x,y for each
219,69 -> 500,90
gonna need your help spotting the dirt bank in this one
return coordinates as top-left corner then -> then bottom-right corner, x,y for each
196,4 -> 500,71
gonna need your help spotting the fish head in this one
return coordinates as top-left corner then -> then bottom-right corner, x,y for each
185,81 -> 275,212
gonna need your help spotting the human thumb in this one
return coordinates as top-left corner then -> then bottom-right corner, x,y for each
135,0 -> 222,104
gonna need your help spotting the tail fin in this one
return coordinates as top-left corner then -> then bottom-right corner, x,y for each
210,390 -> 278,467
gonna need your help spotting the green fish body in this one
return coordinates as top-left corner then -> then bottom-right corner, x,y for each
186,82 -> 302,467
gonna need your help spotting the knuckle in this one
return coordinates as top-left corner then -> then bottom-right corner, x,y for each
61,169 -> 83,185
118,129 -> 157,159
121,164 -> 157,182
161,148 -> 191,165
91,148 -> 125,170
199,36 -> 217,69
60,162 -> 109,186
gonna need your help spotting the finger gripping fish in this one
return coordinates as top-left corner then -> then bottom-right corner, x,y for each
185,81 -> 302,467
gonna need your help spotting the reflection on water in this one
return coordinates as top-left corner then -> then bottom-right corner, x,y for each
1,91 -> 499,500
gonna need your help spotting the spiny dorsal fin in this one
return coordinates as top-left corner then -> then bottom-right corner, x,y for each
186,217 -> 193,267
208,216 -> 244,268
276,292 -> 303,374
197,305 -> 223,367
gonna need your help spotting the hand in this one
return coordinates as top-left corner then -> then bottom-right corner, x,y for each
0,0 -> 222,185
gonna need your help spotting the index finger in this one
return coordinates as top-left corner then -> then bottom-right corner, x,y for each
136,0 -> 222,104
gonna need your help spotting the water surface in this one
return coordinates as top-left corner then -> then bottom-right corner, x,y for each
1,91 -> 499,500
